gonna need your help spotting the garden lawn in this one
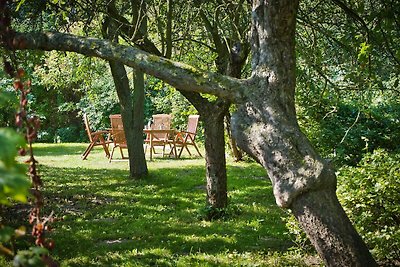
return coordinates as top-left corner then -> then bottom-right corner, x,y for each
3,143 -> 321,266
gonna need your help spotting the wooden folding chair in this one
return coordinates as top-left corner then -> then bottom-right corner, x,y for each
82,114 -> 111,160
109,114 -> 129,162
144,114 -> 173,160
174,115 -> 202,158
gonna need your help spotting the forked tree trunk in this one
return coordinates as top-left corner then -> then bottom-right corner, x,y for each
108,62 -> 148,178
105,14 -> 148,178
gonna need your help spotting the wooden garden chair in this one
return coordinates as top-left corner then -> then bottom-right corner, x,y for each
109,114 -> 129,162
174,115 -> 202,158
82,113 -> 111,160
144,114 -> 174,160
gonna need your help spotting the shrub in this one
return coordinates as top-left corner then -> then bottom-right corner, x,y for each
282,212 -> 313,252
298,101 -> 400,166
55,126 -> 80,142
337,149 -> 400,262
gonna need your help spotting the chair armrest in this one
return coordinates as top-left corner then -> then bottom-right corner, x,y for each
91,130 -> 110,136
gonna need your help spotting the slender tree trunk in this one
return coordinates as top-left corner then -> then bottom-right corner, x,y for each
180,91 -> 229,213
131,69 -> 148,176
109,62 -> 148,178
202,105 -> 229,210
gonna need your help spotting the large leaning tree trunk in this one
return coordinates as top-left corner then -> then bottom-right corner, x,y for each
2,0 -> 378,265
231,1 -> 377,266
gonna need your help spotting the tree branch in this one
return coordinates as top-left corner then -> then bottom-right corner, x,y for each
8,31 -> 244,102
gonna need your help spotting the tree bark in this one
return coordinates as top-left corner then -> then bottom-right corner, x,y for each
292,187 -> 377,266
7,31 -> 244,101
104,5 -> 148,178
225,114 -> 243,161
131,69 -> 148,177
203,104 -> 229,210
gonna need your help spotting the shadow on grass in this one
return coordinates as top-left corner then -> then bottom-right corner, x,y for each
32,163 -> 292,266
10,144 -> 295,266
33,143 -> 88,156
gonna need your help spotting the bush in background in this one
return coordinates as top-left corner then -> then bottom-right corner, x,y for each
337,149 -> 400,263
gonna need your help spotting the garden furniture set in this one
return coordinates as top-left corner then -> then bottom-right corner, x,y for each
82,113 -> 202,161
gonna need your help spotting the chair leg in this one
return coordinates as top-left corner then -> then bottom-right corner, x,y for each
170,143 -> 177,158
185,145 -> 192,156
82,144 -> 92,159
178,145 -> 185,158
82,136 -> 98,160
99,136 -> 110,158
162,144 -> 166,157
119,147 -> 124,158
193,143 -> 203,157
109,146 -> 116,163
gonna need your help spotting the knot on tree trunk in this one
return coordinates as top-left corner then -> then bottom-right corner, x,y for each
231,102 -> 337,208
272,157 -> 336,208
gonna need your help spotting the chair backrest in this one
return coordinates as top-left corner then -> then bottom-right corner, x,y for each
187,115 -> 199,133
151,114 -> 171,140
186,115 -> 200,143
83,114 -> 93,142
109,114 -> 127,146
151,114 -> 171,130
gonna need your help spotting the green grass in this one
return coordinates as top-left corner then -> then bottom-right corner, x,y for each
2,143 -> 321,266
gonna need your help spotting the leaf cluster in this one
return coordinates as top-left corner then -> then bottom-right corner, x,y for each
337,149 -> 400,262
0,128 -> 30,205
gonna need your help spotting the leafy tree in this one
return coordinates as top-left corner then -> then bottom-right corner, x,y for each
295,0 -> 400,165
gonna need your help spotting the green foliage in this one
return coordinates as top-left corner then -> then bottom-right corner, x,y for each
145,76 -> 198,131
282,213 -> 313,253
296,0 -> 400,167
0,128 -> 30,204
13,247 -> 49,267
337,149 -> 400,262
32,52 -> 119,142
0,76 -> 18,128
298,100 -> 400,166
54,126 -> 81,143
0,128 -> 32,265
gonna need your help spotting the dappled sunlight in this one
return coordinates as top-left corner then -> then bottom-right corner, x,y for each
9,143 -> 309,265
